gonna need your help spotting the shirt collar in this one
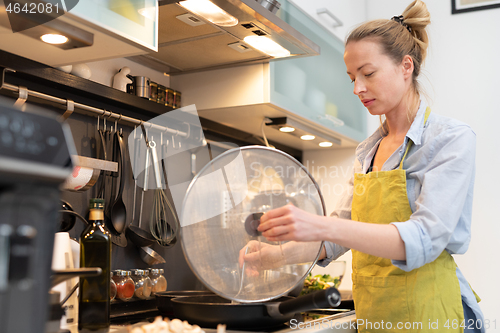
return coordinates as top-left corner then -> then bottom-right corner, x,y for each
405,100 -> 428,146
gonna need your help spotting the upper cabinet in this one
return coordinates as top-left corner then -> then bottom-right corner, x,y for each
290,0 -> 367,42
172,0 -> 368,150
0,0 -> 158,67
271,0 -> 367,144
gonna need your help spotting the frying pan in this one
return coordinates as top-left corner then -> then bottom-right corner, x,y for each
168,288 -> 341,330
155,290 -> 214,316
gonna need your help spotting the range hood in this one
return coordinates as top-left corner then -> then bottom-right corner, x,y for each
129,0 -> 320,74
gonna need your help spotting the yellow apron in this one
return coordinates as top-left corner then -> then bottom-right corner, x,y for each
351,108 -> 464,333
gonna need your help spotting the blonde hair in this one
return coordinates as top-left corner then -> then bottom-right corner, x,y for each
346,0 -> 431,133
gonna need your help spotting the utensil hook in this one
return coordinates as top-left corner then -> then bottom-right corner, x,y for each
60,99 -> 74,121
13,86 -> 28,107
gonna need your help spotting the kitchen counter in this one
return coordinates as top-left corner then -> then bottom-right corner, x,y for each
107,311 -> 356,333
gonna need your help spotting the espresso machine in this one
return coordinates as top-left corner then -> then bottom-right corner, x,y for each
0,96 -> 76,333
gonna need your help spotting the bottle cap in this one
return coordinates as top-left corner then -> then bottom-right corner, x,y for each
89,198 -> 105,210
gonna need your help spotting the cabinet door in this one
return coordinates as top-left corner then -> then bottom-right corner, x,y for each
68,0 -> 158,51
289,0 -> 366,42
271,0 -> 367,143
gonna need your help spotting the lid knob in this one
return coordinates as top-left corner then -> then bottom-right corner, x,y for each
244,212 -> 264,237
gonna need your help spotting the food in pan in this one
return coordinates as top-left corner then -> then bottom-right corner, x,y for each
300,273 -> 341,295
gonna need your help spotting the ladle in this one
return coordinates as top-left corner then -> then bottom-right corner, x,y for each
126,130 -> 156,247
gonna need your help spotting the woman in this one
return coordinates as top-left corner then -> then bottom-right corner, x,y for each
244,1 -> 484,332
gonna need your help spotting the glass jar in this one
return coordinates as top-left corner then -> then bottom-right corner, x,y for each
110,272 -> 117,301
143,270 -> 153,298
150,268 -> 167,294
115,270 -> 135,301
157,269 -> 167,292
131,270 -> 147,299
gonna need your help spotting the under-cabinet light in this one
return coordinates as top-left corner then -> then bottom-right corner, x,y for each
279,126 -> 295,133
266,117 -> 342,146
178,0 -> 238,27
40,34 -> 68,44
243,36 -> 291,58
319,141 -> 333,147
300,135 -> 315,141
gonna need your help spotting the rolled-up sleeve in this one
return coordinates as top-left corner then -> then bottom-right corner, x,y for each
391,125 -> 476,271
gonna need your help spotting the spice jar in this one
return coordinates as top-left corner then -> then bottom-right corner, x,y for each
173,90 -> 181,109
110,272 -> 117,301
165,88 -> 174,108
150,82 -> 158,102
157,85 -> 166,105
150,268 -> 167,293
131,270 -> 150,299
143,270 -> 153,298
115,270 -> 135,301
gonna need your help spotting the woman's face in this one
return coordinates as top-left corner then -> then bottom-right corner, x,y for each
344,39 -> 410,117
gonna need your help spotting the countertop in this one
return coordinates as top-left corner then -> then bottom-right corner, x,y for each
107,311 -> 357,333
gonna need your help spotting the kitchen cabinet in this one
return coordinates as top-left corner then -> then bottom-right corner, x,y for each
289,0 -> 367,42
272,0 -> 367,144
172,0 -> 368,150
0,0 -> 158,67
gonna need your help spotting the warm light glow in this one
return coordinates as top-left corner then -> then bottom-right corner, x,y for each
179,0 -> 238,27
40,34 -> 68,44
138,7 -> 157,21
279,126 -> 295,133
243,36 -> 291,58
300,135 -> 315,141
319,141 -> 333,147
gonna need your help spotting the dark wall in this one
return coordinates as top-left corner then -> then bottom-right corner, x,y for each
62,111 -> 227,291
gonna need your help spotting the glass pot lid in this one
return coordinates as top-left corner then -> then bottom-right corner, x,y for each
180,146 -> 325,303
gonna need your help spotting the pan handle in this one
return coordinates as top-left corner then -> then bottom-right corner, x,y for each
267,288 -> 341,318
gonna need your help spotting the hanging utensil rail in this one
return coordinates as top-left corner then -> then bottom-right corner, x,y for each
0,68 -> 188,137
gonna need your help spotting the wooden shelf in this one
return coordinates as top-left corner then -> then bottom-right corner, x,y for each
0,50 -> 173,121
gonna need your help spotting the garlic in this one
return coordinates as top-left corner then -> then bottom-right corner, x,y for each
170,318 -> 185,333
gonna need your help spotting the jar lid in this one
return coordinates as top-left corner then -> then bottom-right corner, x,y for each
150,268 -> 160,274
159,269 -> 164,274
132,269 -> 144,276
116,270 -> 131,276
89,198 -> 105,210
180,146 -> 325,303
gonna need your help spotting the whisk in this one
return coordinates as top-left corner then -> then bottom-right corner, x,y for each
147,137 -> 179,246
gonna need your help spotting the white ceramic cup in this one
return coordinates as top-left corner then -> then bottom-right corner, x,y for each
71,64 -> 91,79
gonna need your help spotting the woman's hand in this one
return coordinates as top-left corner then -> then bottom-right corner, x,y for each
238,240 -> 286,276
258,203 -> 329,242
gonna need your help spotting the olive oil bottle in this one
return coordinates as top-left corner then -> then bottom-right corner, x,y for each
78,198 -> 111,330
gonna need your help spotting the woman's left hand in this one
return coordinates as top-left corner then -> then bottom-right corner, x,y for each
258,203 -> 329,242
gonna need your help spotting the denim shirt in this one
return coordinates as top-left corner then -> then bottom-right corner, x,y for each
319,101 -> 484,326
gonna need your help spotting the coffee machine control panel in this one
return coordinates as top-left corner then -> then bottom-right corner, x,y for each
0,101 -> 75,184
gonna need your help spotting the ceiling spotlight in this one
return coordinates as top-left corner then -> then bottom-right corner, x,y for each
300,135 -> 315,141
40,34 -> 68,44
279,126 -> 295,133
319,141 -> 333,147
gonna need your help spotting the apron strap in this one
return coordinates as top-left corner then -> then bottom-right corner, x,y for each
399,107 -> 431,169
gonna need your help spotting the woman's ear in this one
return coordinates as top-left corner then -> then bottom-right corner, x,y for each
402,55 -> 414,78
